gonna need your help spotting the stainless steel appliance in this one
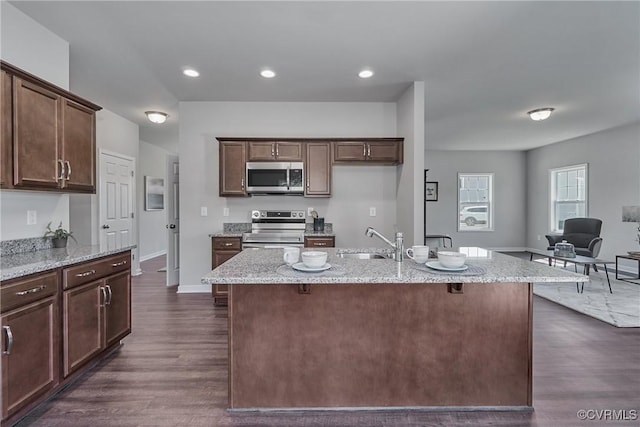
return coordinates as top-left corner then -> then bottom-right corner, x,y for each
242,209 -> 306,249
246,162 -> 304,194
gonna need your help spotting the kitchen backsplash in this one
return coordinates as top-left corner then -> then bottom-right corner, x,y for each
222,222 -> 333,233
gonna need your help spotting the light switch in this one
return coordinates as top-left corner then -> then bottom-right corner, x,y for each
369,207 -> 376,217
307,207 -> 315,217
200,206 -> 208,217
223,207 -> 229,217
27,210 -> 37,225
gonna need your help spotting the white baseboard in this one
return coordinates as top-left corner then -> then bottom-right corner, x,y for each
139,250 -> 167,262
132,268 -> 143,276
177,284 -> 211,294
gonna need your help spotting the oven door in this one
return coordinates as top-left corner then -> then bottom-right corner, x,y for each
242,243 -> 304,249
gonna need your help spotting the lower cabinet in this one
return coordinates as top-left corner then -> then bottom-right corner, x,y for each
211,237 -> 242,306
0,251 -> 131,425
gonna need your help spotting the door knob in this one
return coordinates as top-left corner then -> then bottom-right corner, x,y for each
169,224 -> 176,229
102,224 -> 110,229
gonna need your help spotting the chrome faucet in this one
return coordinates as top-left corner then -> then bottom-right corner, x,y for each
365,227 -> 404,262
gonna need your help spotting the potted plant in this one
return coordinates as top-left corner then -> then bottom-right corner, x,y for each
44,222 -> 76,248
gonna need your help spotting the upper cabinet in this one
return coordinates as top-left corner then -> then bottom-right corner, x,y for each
333,138 -> 403,165
305,142 -> 331,197
0,61 -> 101,193
248,141 -> 303,161
219,141 -> 248,197
1,70 -> 12,188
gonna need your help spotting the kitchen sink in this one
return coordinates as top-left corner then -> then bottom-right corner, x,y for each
336,252 -> 387,260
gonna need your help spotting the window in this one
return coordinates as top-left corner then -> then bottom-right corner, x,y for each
458,173 -> 493,231
550,164 -> 588,232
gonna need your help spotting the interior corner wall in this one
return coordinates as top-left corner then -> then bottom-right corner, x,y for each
526,122 -> 640,264
396,82 -> 425,247
138,140 -> 170,261
425,150 -> 527,250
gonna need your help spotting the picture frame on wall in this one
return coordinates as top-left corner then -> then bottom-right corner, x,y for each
145,176 -> 165,211
425,181 -> 438,202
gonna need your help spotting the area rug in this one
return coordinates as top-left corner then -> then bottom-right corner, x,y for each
533,270 -> 640,327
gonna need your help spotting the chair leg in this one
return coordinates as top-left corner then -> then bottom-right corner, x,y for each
593,264 -> 598,272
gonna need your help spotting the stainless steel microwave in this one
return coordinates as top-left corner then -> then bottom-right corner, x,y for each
246,162 -> 304,194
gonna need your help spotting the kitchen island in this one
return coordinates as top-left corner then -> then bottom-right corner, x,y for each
202,247 -> 587,411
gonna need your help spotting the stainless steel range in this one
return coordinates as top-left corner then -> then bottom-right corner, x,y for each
242,210 -> 306,249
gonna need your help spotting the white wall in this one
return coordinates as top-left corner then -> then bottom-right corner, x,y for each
396,82 -> 425,246
0,2 -> 71,242
425,150 -> 528,250
138,140 -> 170,261
178,101 -> 398,292
526,122 -> 640,265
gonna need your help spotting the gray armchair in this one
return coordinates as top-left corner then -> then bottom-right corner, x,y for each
546,217 -> 603,258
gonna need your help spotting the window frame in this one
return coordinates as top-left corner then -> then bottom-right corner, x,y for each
457,172 -> 494,232
549,163 -> 589,233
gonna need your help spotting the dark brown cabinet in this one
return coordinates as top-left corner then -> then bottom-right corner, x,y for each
248,141 -> 303,161
1,271 -> 59,421
333,139 -> 403,165
211,236 -> 242,306
1,61 -> 100,193
62,252 -> 131,377
304,236 -> 335,248
219,141 -> 247,197
305,142 -> 331,197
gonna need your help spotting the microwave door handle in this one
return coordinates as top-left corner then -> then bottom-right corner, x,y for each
286,167 -> 290,190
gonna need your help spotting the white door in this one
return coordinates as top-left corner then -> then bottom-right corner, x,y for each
166,155 -> 179,286
99,152 -> 134,250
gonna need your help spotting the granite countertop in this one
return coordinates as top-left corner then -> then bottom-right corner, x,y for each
201,247 -> 589,285
1,244 -> 136,282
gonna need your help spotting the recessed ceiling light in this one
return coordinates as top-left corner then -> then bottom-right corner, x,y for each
145,111 -> 168,124
527,107 -> 555,121
182,68 -> 200,78
260,69 -> 276,78
358,69 -> 374,79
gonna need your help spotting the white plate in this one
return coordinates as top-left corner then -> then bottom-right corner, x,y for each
425,261 -> 468,272
291,262 -> 331,272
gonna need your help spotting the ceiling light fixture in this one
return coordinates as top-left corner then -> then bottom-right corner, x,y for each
182,68 -> 200,78
260,69 -> 276,78
145,111 -> 169,124
358,69 -> 374,79
527,107 -> 554,121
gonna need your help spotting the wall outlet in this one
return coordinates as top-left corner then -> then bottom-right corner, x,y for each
27,210 -> 37,225
369,207 -> 376,217
200,206 -> 208,217
537,235 -> 541,241
223,207 -> 229,217
307,207 -> 315,217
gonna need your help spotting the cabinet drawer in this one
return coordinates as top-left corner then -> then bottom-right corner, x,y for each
212,237 -> 242,251
63,253 -> 130,290
1,271 -> 58,313
304,237 -> 335,248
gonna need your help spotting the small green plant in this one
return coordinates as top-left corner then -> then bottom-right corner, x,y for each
44,221 -> 77,242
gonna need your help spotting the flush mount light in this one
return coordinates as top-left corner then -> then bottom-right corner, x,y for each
358,69 -> 374,79
527,107 -> 555,121
182,68 -> 200,78
145,111 -> 168,124
260,69 -> 276,78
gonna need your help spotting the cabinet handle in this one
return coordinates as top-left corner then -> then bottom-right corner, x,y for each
100,286 -> 107,306
75,270 -> 96,278
367,144 -> 371,157
3,326 -> 13,355
271,143 -> 275,157
241,178 -> 245,190
224,242 -> 233,247
315,242 -> 327,246
65,160 -> 71,180
16,285 -> 47,296
105,285 -> 113,305
57,159 -> 65,181
363,145 -> 366,157
112,260 -> 127,267
276,145 -> 279,157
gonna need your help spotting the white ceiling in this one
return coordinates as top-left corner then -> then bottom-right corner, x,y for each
9,1 -> 640,152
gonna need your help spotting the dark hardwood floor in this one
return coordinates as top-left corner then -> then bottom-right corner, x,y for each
16,255 -> 640,427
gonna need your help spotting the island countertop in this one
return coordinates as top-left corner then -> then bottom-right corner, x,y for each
201,247 -> 588,285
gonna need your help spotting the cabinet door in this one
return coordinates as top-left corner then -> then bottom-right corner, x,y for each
13,78 -> 61,189
104,271 -> 131,347
63,281 -> 104,377
247,141 -> 275,161
219,142 -> 247,196
61,99 -> 96,193
1,297 -> 58,419
305,142 -> 331,197
1,70 -> 12,188
332,141 -> 367,163
275,142 -> 303,161
367,141 -> 401,163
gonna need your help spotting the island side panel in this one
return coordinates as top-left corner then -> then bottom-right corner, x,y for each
228,282 -> 532,409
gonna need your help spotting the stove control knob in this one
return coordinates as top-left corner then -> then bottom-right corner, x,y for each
261,211 -> 266,217
251,210 -> 260,219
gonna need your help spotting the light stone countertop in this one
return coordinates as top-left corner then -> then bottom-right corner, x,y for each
1,244 -> 136,282
201,247 -> 589,285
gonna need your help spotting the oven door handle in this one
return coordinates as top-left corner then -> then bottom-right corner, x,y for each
242,243 -> 303,249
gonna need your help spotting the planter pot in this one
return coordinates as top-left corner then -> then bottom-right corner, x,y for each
52,237 -> 68,248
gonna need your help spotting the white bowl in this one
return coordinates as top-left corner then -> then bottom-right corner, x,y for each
301,251 -> 328,268
437,251 -> 467,268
